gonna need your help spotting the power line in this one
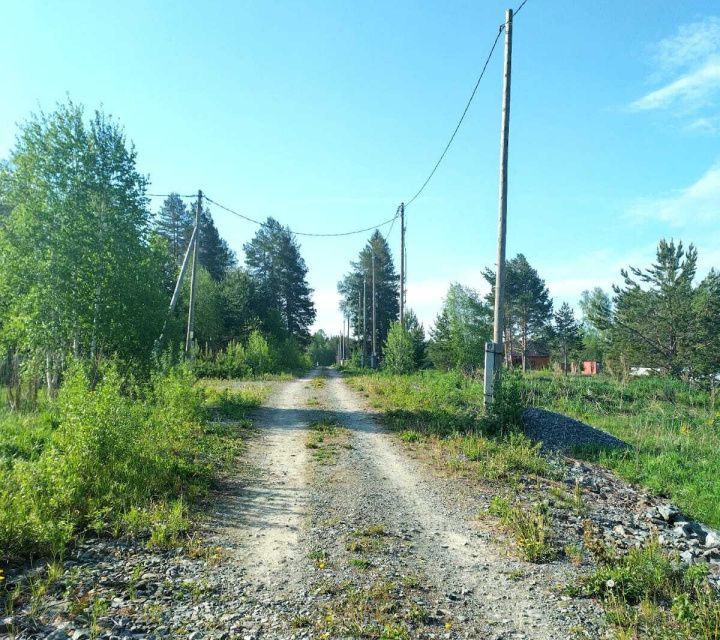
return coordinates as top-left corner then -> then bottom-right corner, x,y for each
514,0 -> 529,16
150,7 -> 531,236
204,194 -> 397,238
404,24 -> 505,207
147,193 -> 197,198
383,205 -> 402,243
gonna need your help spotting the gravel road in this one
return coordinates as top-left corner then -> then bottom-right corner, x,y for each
6,369 -> 603,639
196,369 -> 601,639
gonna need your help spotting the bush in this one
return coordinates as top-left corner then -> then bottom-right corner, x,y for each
383,322 -> 416,375
482,369 -> 524,437
0,362 -> 213,562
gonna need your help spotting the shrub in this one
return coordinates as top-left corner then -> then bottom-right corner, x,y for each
482,369 -> 524,436
383,322 -> 417,375
0,362 -> 215,562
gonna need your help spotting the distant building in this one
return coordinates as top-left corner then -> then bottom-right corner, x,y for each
510,352 -> 550,370
571,360 -> 602,375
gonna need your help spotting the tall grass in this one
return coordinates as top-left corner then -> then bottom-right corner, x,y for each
0,363 -> 259,563
349,369 -> 720,528
523,371 -> 720,528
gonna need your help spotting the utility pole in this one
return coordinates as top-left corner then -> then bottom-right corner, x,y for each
185,189 -> 202,356
484,9 -> 512,405
362,278 -> 367,368
371,252 -> 377,368
341,318 -> 346,362
347,313 -> 351,363
399,202 -> 406,329
357,289 -> 362,365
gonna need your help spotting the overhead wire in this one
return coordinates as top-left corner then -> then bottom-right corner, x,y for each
147,5 -> 530,237
204,195 -> 397,238
403,23 -> 504,208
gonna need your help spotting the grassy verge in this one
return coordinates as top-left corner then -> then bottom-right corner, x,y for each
522,371 -> 720,528
568,530 -> 720,639
349,369 -> 720,529
0,364 -> 264,565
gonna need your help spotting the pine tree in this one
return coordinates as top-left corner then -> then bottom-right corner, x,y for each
244,217 -> 315,344
484,254 -> 553,371
199,207 -> 236,280
552,302 -> 582,374
337,230 -> 399,359
154,193 -> 192,264
606,240 -> 700,376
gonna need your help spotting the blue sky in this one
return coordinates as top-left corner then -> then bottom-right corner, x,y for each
3,1 -> 720,335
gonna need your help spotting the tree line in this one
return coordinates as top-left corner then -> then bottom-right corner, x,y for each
338,232 -> 720,381
0,100 -> 318,405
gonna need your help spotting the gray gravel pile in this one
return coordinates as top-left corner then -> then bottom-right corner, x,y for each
522,407 -> 629,453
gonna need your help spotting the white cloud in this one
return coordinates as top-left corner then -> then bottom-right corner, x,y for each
631,57 -> 720,112
629,163 -> 720,225
655,16 -> 720,72
631,16 -> 720,126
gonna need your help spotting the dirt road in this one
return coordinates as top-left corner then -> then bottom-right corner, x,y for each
196,369 -> 600,639
12,369 -> 602,639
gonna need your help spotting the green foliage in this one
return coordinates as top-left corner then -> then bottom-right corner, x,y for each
0,362 -> 244,562
484,254 -> 553,370
488,495 -> 556,562
570,537 -> 720,639
383,322 -> 416,374
307,330 -> 337,366
337,230 -> 399,358
579,287 -> 612,363
0,100 -> 168,391
596,239 -> 720,379
427,284 -> 490,372
244,217 -> 316,344
154,193 -> 192,265
550,302 -> 583,373
523,370 -> 720,528
482,369 -> 524,437
404,310 -> 426,369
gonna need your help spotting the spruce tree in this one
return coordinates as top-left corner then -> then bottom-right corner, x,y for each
552,302 -> 583,374
199,206 -> 236,281
244,217 -> 315,344
337,230 -> 399,358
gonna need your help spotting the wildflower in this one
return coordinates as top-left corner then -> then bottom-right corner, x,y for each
680,424 -> 690,435
318,560 -> 326,570
606,579 -> 615,588
445,622 -> 453,630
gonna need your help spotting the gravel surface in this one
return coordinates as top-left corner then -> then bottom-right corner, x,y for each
22,370 -> 720,639
522,407 -> 629,453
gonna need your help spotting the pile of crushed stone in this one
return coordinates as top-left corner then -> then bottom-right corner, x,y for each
522,407 -> 629,453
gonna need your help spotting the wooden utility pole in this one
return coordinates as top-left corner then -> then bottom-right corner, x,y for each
399,202 -> 406,329
341,317 -> 346,362
357,289 -> 362,365
185,190 -> 202,355
484,9 -> 513,405
347,313 -> 351,362
371,252 -> 377,368
362,278 -> 367,367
